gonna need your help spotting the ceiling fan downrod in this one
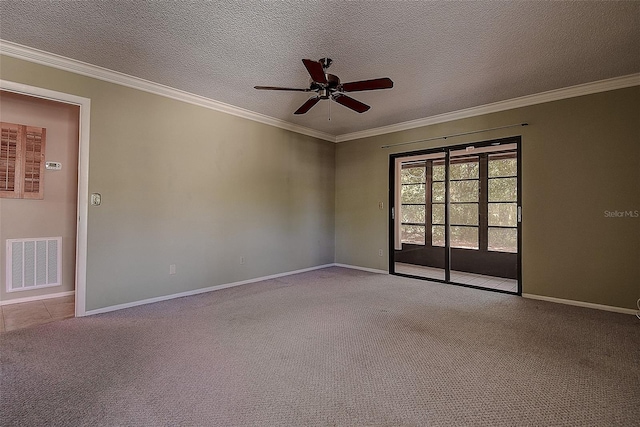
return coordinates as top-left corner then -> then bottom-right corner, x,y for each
319,57 -> 333,70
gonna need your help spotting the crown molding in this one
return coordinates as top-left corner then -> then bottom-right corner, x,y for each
336,73 -> 640,142
0,40 -> 336,142
3,40 -> 638,145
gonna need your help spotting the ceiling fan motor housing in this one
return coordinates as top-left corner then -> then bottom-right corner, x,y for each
312,74 -> 341,98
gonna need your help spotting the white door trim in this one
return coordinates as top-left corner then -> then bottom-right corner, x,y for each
1,79 -> 90,316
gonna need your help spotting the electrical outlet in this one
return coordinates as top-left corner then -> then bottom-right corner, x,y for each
378,201 -> 384,210
240,256 -> 245,265
169,264 -> 176,275
378,249 -> 383,257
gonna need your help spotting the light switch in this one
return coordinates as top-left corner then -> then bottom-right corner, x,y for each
91,193 -> 101,206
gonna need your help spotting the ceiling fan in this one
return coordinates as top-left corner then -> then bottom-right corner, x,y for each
254,58 -> 393,115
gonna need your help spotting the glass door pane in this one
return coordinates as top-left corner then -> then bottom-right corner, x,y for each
483,150 -> 519,291
445,144 -> 519,292
446,152 -> 481,285
394,153 -> 446,281
488,153 -> 518,254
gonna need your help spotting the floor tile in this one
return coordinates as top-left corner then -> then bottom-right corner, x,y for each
45,295 -> 74,304
395,263 -> 444,280
450,273 -> 472,284
467,277 -> 491,286
495,282 -> 517,292
488,279 -> 506,288
4,308 -> 53,332
2,300 -> 47,315
44,299 -> 75,319
1,296 -> 75,333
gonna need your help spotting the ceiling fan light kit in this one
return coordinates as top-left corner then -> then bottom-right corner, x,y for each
254,58 -> 394,115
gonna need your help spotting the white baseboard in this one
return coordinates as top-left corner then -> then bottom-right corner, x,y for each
84,264 -> 336,316
333,263 -> 388,275
522,293 -> 637,315
0,290 -> 75,306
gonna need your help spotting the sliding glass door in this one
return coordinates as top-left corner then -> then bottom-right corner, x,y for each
390,137 -> 521,294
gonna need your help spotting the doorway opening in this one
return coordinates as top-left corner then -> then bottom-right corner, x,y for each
1,80 -> 90,319
389,136 -> 521,294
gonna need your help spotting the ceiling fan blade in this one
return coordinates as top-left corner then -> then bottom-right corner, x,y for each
254,86 -> 311,92
302,59 -> 328,85
341,77 -> 394,92
333,94 -> 370,113
294,97 -> 321,115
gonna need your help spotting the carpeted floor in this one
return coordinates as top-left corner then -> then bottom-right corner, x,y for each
1,267 -> 638,426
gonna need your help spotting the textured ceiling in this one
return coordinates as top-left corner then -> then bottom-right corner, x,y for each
1,1 -> 639,137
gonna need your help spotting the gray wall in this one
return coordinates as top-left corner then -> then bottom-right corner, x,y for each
0,56 -> 336,311
0,92 -> 79,301
336,87 -> 640,310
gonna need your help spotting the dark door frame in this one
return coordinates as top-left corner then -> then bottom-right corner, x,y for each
388,136 -> 522,295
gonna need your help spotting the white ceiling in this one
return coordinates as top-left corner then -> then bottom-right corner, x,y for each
1,1 -> 638,137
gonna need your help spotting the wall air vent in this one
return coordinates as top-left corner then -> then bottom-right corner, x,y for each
6,237 -> 62,292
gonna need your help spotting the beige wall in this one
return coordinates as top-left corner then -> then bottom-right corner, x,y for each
0,55 -> 336,311
336,87 -> 640,310
0,91 -> 79,301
